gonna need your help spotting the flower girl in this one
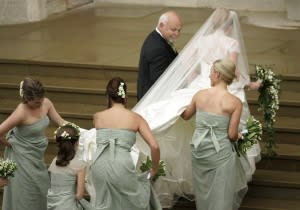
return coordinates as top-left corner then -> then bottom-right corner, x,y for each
47,123 -> 87,210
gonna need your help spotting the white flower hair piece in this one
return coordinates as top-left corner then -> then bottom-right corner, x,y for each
19,81 -> 24,97
54,122 -> 81,140
60,131 -> 71,140
117,82 -> 126,99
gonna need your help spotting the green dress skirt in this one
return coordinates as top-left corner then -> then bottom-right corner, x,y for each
80,128 -> 162,210
3,116 -> 50,210
190,110 -> 238,210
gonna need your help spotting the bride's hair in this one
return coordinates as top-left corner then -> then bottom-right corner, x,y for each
213,58 -> 236,85
55,125 -> 79,167
106,77 -> 127,108
212,8 -> 233,31
21,77 -> 45,103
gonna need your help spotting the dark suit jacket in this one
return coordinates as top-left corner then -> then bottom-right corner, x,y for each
137,30 -> 178,101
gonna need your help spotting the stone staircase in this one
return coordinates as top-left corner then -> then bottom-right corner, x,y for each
0,59 -> 300,210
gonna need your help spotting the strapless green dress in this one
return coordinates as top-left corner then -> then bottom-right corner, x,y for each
190,110 -> 237,210
3,116 -> 50,210
81,128 -> 162,210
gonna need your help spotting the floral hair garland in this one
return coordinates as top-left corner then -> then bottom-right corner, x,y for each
117,82 -> 126,99
54,122 -> 81,140
19,81 -> 24,97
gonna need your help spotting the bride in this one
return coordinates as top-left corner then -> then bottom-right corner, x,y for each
133,8 -> 261,208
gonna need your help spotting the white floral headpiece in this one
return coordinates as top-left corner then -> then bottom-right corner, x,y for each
19,81 -> 24,97
54,122 -> 81,140
60,131 -> 71,140
117,82 -> 126,99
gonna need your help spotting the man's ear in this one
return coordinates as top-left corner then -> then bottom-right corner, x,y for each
159,22 -> 164,29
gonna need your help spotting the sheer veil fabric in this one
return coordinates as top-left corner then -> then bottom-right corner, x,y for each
133,9 -> 260,208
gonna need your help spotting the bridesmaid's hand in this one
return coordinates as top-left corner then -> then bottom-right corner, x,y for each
149,169 -> 158,181
0,136 -> 12,147
247,80 -> 263,91
0,178 -> 9,187
238,132 -> 243,140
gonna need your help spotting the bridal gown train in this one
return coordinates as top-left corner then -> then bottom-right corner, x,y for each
133,31 -> 261,207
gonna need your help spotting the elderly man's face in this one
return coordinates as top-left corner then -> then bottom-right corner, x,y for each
161,16 -> 182,43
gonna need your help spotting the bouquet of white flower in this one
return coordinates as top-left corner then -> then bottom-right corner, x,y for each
238,115 -> 263,153
255,65 -> 281,156
140,156 -> 166,182
0,159 -> 17,178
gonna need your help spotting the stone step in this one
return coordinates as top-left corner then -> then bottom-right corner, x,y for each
257,143 -> 300,171
248,169 -> 300,200
1,60 -> 299,92
167,196 -> 300,210
1,84 -> 300,119
0,74 -> 137,92
0,60 -> 138,82
240,197 -> 300,210
0,83 -> 138,108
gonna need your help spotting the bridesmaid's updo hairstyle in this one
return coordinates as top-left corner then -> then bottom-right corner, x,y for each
105,77 -> 127,108
54,123 -> 80,167
20,77 -> 45,103
213,58 -> 236,85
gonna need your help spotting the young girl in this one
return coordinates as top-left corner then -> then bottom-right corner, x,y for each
47,123 -> 87,210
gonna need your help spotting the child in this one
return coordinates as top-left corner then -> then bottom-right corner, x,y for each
47,122 -> 87,210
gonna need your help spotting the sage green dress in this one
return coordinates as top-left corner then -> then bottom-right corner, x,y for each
3,116 -> 50,210
81,128 -> 162,210
191,110 -> 237,210
47,156 -> 87,210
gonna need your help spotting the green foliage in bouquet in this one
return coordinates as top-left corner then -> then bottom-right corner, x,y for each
0,159 -> 17,178
140,156 -> 166,182
238,115 -> 262,153
255,65 -> 281,157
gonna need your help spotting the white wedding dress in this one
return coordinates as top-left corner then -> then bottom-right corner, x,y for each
77,9 -> 261,208
132,10 -> 261,208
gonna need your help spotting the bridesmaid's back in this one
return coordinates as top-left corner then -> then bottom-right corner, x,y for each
94,108 -> 140,132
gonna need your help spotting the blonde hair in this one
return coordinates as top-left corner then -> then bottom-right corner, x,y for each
212,8 -> 232,31
213,58 -> 236,85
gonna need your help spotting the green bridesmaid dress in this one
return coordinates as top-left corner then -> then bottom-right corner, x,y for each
47,156 -> 87,210
191,110 -> 237,210
82,128 -> 162,210
3,116 -> 50,210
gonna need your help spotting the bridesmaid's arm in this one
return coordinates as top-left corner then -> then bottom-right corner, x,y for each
45,98 -> 67,126
0,104 -> 25,147
75,168 -> 86,200
181,94 -> 197,120
228,98 -> 242,142
137,115 -> 160,180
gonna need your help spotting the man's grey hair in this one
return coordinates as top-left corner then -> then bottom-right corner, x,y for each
157,13 -> 168,27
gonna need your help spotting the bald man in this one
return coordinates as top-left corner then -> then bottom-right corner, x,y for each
137,11 -> 182,101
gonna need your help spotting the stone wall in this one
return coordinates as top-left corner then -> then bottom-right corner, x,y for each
0,0 -> 93,25
95,0 -> 286,11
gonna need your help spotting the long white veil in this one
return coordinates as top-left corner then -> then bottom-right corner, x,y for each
134,9 -> 249,115
133,9 -> 252,208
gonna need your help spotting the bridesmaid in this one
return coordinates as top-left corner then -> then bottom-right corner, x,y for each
0,77 -> 67,210
82,77 -> 162,210
181,58 -> 242,210
47,123 -> 87,210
